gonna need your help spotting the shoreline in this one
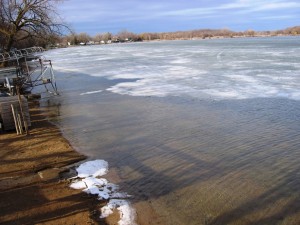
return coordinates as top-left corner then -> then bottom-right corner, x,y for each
52,34 -> 300,49
0,100 -> 116,224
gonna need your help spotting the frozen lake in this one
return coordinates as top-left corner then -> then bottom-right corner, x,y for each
47,36 -> 300,100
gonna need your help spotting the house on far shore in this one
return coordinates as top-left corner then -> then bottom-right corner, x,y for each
112,37 -> 120,43
86,41 -> 95,45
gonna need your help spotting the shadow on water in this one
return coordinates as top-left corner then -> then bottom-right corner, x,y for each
41,71 -> 300,224
209,165 -> 300,225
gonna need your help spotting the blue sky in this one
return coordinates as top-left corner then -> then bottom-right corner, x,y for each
58,0 -> 300,35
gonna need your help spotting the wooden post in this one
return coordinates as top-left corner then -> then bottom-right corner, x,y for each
16,111 -> 24,135
11,104 -> 20,135
16,85 -> 29,135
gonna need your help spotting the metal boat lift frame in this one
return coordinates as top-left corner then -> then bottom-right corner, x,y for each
0,47 -> 58,95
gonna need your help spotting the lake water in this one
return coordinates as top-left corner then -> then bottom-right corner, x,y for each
43,37 -> 300,224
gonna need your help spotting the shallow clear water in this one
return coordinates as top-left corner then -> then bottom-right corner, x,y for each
43,37 -> 300,224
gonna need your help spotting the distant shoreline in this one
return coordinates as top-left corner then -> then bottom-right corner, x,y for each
53,25 -> 300,48
52,33 -> 300,49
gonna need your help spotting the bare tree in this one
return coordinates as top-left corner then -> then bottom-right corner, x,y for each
117,29 -> 137,41
76,32 -> 90,44
0,0 -> 67,52
93,33 -> 103,43
101,32 -> 112,42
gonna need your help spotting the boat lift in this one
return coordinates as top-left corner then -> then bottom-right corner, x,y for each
0,47 -> 58,95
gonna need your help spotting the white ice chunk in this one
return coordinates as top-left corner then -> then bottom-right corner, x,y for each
76,160 -> 108,178
100,199 -> 137,225
70,177 -> 107,190
69,159 -> 136,225
118,202 -> 137,225
83,177 -> 108,188
100,204 -> 114,218
83,186 -> 110,199
70,180 -> 86,189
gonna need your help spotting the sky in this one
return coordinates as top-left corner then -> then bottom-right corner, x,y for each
58,0 -> 300,35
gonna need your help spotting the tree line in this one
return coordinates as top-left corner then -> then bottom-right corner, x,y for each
59,26 -> 300,46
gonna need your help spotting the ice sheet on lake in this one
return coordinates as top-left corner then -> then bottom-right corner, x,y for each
45,37 -> 300,101
69,160 -> 136,225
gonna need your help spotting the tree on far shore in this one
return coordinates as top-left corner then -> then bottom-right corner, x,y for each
0,0 -> 67,52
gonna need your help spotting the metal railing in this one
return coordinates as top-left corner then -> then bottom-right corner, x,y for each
0,47 -> 44,63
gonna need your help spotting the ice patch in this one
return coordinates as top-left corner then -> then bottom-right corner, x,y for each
170,58 -> 190,64
100,199 -> 137,225
80,90 -> 102,95
70,177 -> 108,190
107,80 -> 192,97
70,160 -> 136,225
76,159 -> 108,178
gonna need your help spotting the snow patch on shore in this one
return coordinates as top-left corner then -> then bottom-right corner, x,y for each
69,160 -> 136,225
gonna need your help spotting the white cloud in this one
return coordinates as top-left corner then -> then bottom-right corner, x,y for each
220,0 -> 300,12
254,2 -> 300,11
159,7 -> 216,17
153,0 -> 300,19
260,15 -> 297,20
